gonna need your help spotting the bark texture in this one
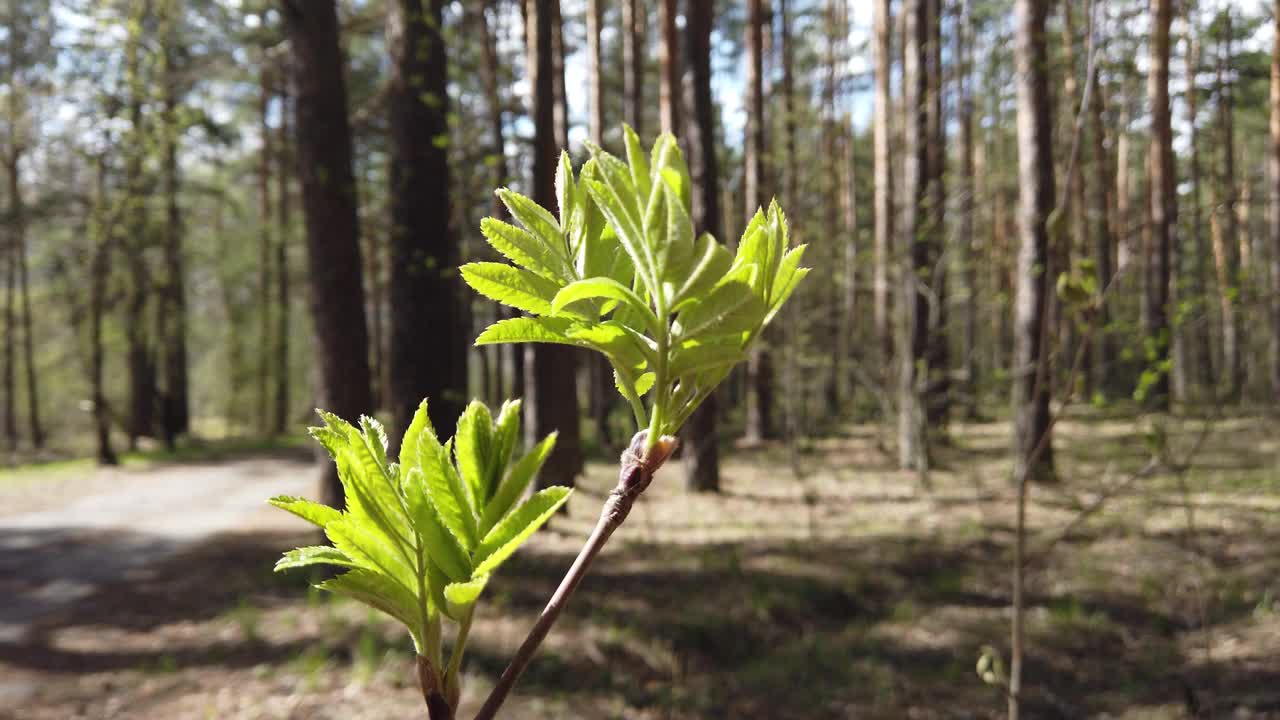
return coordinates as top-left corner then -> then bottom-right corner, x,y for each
283,0 -> 375,507
742,0 -> 774,443
526,0 -> 583,489
1271,0 -> 1280,402
658,0 -> 680,136
1010,0 -> 1054,483
873,0 -> 894,372
1145,0 -> 1175,408
897,0 -> 929,471
387,0 -> 467,440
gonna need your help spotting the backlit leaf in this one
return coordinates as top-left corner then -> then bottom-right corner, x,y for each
460,262 -> 563,317
268,495 -> 341,529
480,431 -> 558,536
474,487 -> 573,577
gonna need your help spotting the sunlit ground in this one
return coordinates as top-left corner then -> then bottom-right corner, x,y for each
1,411 -> 1277,719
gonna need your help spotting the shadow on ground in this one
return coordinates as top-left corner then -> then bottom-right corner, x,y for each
2,518 -> 1276,718
1,413 -> 1278,719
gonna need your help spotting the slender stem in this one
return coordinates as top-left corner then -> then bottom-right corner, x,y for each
443,605 -> 475,695
418,654 -> 453,720
427,613 -> 443,670
645,307 -> 671,451
473,431 -> 674,720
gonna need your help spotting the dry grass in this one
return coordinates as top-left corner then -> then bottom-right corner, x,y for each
2,412 -> 1278,719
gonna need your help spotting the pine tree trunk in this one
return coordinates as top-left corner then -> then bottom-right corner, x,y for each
778,0 -> 799,434
275,70 -> 293,434
1009,1 -> 1056,710
1146,0 -> 1175,410
823,0 -> 846,418
923,0 -> 948,429
258,64 -> 275,433
549,0 -> 569,150
3,237 -> 15,451
658,0 -> 680,136
584,0 -> 615,450
283,0 -> 375,507
1214,10 -> 1241,402
386,0 -> 467,441
124,0 -> 155,449
839,121 -> 858,414
475,1 -> 511,403
14,179 -> 39,449
213,161 -> 243,427
681,0 -> 721,492
957,0 -> 978,419
3,71 -> 41,450
873,0 -> 894,376
159,5 -> 188,448
1059,1 -> 1088,395
1115,94 -> 1132,278
1010,0 -> 1054,483
1089,65 -> 1116,397
527,0 -> 583,489
989,88 -> 1011,378
898,0 -> 930,472
91,160 -> 118,465
622,0 -> 645,137
1271,0 -> 1280,404
587,0 -> 603,146
366,197 -> 386,409
742,0 -> 774,444
2,0 -> 39,450
1185,34 -> 1213,393
1239,178 -> 1255,392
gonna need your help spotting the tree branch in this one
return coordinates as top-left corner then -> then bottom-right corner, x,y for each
473,431 -> 676,720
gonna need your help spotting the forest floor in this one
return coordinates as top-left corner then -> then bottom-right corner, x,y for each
1,411 -> 1278,719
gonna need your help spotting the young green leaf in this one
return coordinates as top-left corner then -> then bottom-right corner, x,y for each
488,400 -> 522,497
454,401 -> 494,506
475,316 -> 576,346
268,495 -> 342,529
584,176 -> 652,297
325,516 -> 417,594
675,267 -> 765,340
566,321 -> 654,372
398,399 -> 434,473
319,569 -> 426,649
422,439 -> 479,551
480,217 -> 570,282
328,441 -> 413,553
480,431 -> 558,536
273,396 -> 573,710
460,262 -> 563,317
551,277 -> 660,332
656,182 -> 696,292
473,487 -> 574,577
497,188 -> 568,262
358,415 -> 391,475
468,129 -> 808,445
622,124 -> 651,200
671,234 -> 733,307
444,575 -> 489,612
405,467 -> 473,582
669,338 -> 745,379
274,545 -> 356,572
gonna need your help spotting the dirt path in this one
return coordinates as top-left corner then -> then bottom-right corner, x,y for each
0,456 -> 317,645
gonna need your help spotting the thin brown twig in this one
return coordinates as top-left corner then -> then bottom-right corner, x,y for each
1009,3 -> 1098,714
473,431 -> 676,720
